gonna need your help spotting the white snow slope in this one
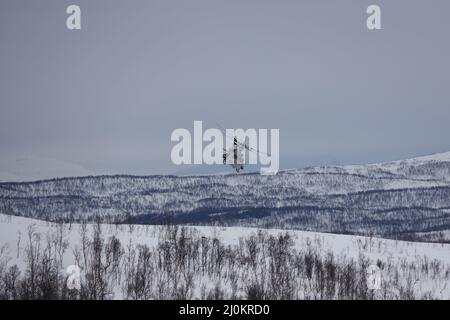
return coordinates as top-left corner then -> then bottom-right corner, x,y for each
0,214 -> 449,299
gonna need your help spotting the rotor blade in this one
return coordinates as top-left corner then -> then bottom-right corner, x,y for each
216,124 -> 271,157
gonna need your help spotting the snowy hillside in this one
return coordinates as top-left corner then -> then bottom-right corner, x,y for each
312,151 -> 450,185
1,151 -> 449,241
0,214 -> 448,300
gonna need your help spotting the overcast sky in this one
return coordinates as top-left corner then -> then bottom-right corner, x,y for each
1,0 -> 449,175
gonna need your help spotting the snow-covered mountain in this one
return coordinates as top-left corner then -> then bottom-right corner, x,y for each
0,152 -> 449,241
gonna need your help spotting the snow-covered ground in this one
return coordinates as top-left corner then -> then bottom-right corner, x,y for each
1,214 -> 449,299
2,214 -> 449,264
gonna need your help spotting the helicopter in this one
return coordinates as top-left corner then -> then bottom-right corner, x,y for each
222,137 -> 245,173
219,128 -> 271,173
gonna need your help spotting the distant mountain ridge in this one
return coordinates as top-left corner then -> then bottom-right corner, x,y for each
0,155 -> 95,182
0,151 -> 449,242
